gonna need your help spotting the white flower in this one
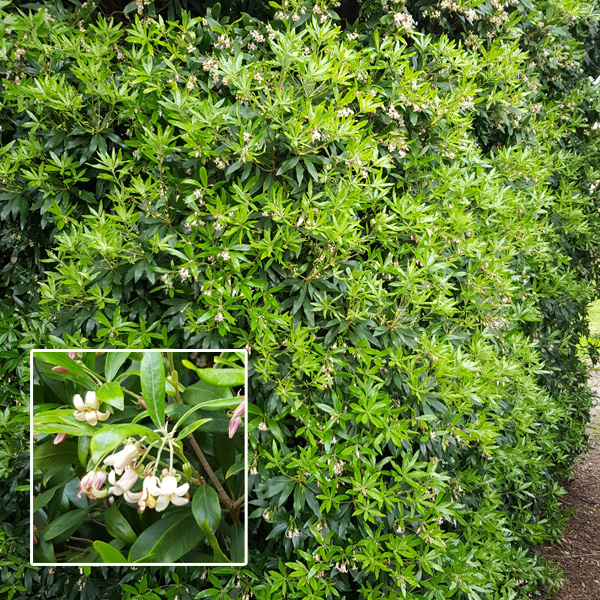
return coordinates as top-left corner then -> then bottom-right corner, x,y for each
137,474 -> 159,512
73,391 -> 110,426
77,470 -> 107,499
147,475 -> 190,512
108,466 -> 138,496
104,444 -> 140,475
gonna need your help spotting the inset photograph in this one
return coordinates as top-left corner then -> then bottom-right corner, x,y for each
31,349 -> 247,566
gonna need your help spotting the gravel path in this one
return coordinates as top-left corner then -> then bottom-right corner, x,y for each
537,366 -> 600,599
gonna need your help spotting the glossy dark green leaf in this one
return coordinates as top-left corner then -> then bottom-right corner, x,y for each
230,522 -> 245,563
33,480 -> 71,513
96,381 -> 124,411
78,435 -> 91,467
90,424 -> 160,465
105,351 -> 131,382
34,351 -> 97,389
33,441 -> 79,470
93,540 -> 128,563
192,485 -> 221,531
33,410 -> 98,437
33,538 -> 56,563
41,507 -> 91,541
129,506 -> 203,563
140,352 -> 166,428
105,504 -> 137,544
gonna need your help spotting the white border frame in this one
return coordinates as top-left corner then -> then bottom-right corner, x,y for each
30,348 -> 248,567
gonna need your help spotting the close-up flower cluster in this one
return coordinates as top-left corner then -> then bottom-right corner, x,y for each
32,350 -> 247,564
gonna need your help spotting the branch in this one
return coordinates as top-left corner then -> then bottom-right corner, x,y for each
186,434 -> 234,511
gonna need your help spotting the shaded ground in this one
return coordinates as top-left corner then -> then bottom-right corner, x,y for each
537,366 -> 600,599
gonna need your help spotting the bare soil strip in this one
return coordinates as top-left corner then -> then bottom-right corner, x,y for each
538,367 -> 600,600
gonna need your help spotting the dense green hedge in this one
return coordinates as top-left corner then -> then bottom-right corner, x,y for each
1,0 -> 599,598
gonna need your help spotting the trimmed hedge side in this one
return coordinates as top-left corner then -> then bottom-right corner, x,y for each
1,0 -> 599,598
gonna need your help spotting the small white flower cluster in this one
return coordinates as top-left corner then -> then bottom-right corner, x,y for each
394,11 -> 415,31
337,107 -> 354,118
78,442 -> 191,514
285,528 -> 300,538
203,57 -> 219,73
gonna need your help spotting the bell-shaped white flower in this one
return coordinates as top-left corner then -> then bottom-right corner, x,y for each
137,474 -> 159,512
104,444 -> 140,475
108,466 -> 138,496
73,391 -> 110,426
147,475 -> 190,512
77,470 -> 108,499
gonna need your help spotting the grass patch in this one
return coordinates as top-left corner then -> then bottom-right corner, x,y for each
589,300 -> 600,336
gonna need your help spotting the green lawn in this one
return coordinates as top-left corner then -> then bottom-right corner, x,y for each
590,300 -> 600,336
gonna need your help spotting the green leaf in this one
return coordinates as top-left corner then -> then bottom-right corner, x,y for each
90,424 -> 160,465
225,456 -> 245,480
140,352 -> 166,428
129,506 -> 203,563
230,522 -> 245,563
105,352 -> 131,382
96,381 -> 124,411
33,538 -> 56,564
200,519 -> 230,563
34,352 -> 97,389
78,435 -> 91,467
105,504 -> 137,544
33,410 -> 98,437
182,362 -> 245,387
42,507 -> 91,541
181,377 -> 233,405
176,418 -> 213,440
93,540 -> 128,563
34,480 -> 73,513
33,441 -> 79,470
192,485 -> 221,530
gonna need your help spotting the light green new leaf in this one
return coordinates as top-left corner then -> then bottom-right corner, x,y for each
200,519 -> 230,563
93,540 -> 128,563
96,381 -> 124,411
182,361 -> 245,387
90,424 -> 160,465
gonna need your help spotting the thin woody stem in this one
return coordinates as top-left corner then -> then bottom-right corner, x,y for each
232,495 -> 245,509
186,434 -> 234,510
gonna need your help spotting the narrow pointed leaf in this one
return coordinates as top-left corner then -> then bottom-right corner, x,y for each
140,352 -> 166,428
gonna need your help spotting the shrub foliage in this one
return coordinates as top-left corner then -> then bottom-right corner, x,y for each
0,0 -> 599,598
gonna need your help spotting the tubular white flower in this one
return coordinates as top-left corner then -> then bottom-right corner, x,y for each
73,391 -> 110,426
108,467 -> 138,496
138,474 -> 159,512
78,470 -> 108,499
104,444 -> 140,475
147,475 -> 190,512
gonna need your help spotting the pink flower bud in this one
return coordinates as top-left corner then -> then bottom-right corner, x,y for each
53,432 -> 67,445
68,351 -> 77,359
140,396 -> 147,409
52,366 -> 72,374
33,531 -> 38,545
228,400 -> 246,439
